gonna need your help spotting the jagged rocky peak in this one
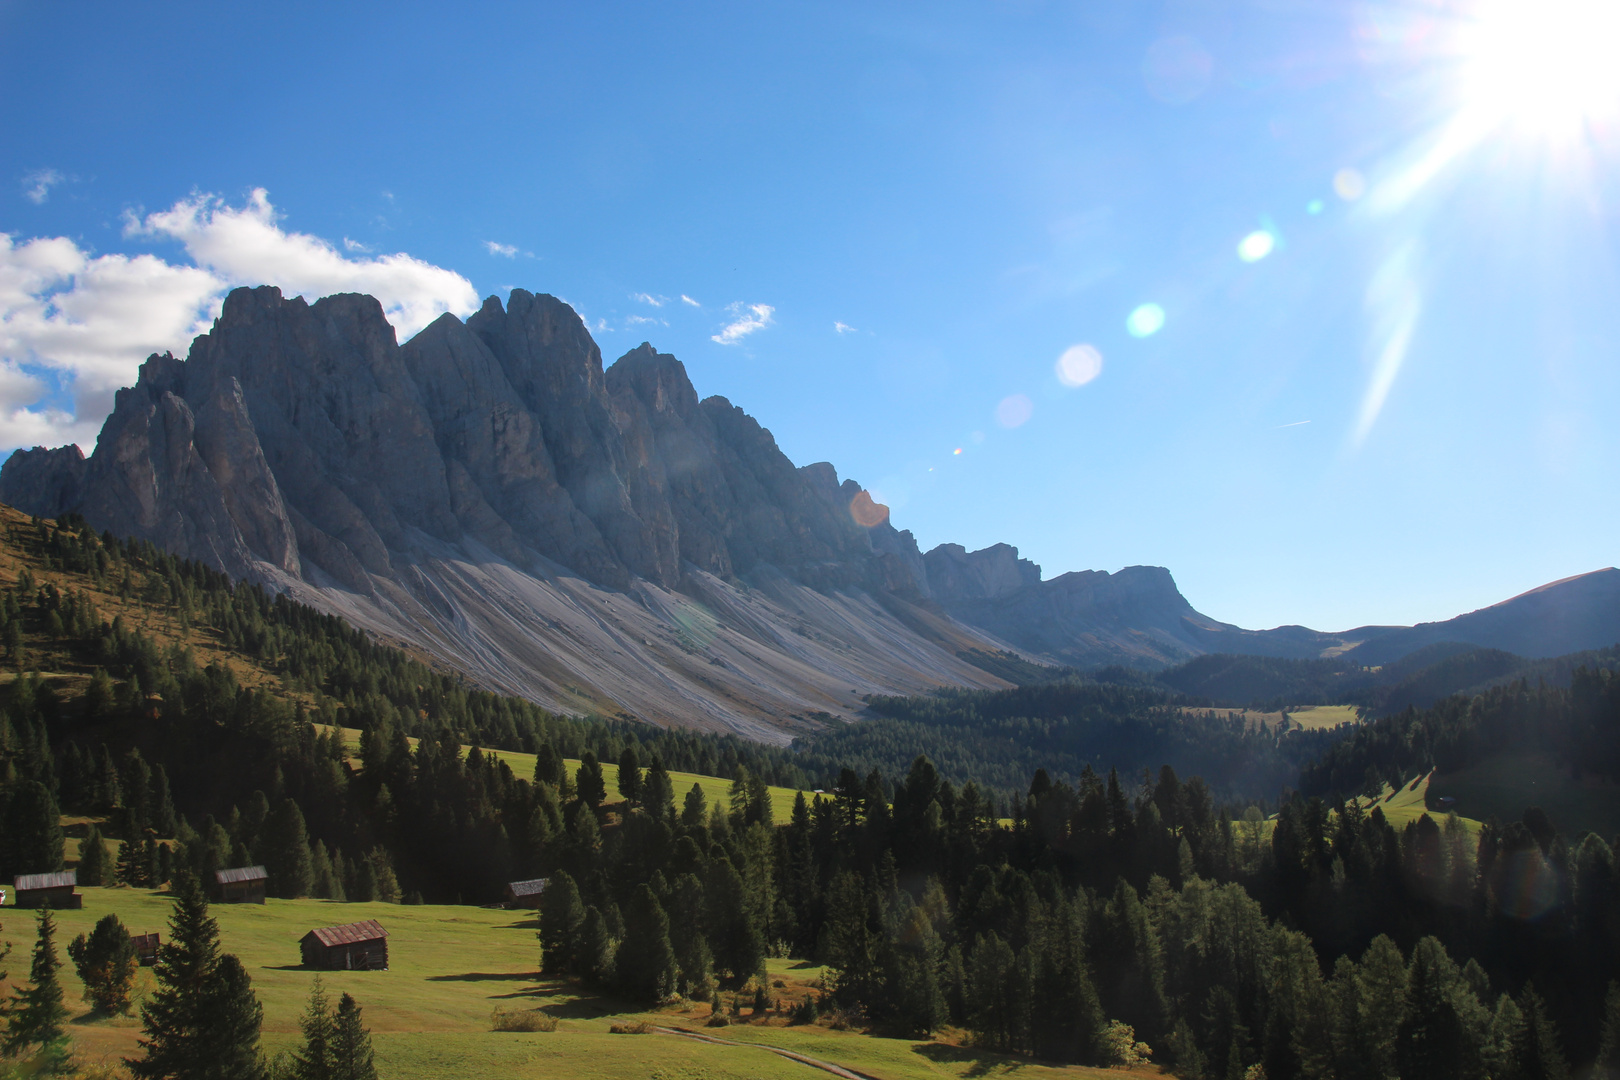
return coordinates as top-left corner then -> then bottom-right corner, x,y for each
924,542 -> 1043,601
0,284 -> 927,601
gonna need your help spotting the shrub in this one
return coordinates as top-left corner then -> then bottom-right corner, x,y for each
610,1021 -> 654,1034
490,1007 -> 557,1032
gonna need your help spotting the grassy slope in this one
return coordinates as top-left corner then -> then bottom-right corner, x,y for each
1431,752 -> 1620,839
1285,705 -> 1360,731
0,888 -> 1145,1080
327,727 -> 813,823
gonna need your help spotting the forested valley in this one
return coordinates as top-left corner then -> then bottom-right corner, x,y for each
2,513 -> 1620,1077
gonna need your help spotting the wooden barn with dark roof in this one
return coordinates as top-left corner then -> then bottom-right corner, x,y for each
504,877 -> 549,908
300,919 -> 389,971
13,871 -> 81,909
215,866 -> 268,904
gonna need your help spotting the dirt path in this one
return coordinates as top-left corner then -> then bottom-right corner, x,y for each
653,1025 -> 884,1080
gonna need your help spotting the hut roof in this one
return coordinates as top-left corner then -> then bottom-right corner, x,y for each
303,919 -> 389,948
215,866 -> 269,885
14,871 -> 77,891
506,878 -> 549,898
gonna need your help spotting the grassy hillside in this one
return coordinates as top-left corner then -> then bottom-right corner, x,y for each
326,726 -> 812,823
0,887 -> 1139,1080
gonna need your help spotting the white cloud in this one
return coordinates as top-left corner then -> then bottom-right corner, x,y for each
834,321 -> 857,334
343,237 -> 372,252
22,169 -> 64,205
131,188 -> 477,337
680,294 -> 700,307
485,240 -> 518,258
626,314 -> 667,327
711,302 -> 774,345
632,292 -> 666,307
1,188 -> 478,452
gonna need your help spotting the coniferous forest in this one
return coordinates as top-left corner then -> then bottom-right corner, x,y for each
3,514 -> 1620,1077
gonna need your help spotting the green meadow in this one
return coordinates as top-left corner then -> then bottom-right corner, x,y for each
328,726 -> 814,822
0,888 -> 1141,1080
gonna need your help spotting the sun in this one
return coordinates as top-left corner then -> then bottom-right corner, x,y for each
1456,0 -> 1620,136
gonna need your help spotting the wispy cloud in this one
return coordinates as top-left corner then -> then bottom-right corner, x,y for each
343,237 -> 371,253
680,294 -> 700,307
632,292 -> 667,307
834,321 -> 857,334
626,314 -> 667,327
711,302 -> 774,345
485,240 -> 518,258
1275,420 -> 1311,428
22,169 -> 65,205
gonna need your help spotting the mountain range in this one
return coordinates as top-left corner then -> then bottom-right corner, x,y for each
4,286 -> 1616,740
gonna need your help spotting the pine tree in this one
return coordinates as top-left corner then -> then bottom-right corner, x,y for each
578,906 -> 617,987
576,752 -> 606,808
1,906 -> 70,1067
263,799 -> 314,898
3,779 -> 64,874
614,884 -> 678,1003
291,977 -> 333,1080
67,912 -> 138,1014
1596,982 -> 1620,1080
117,835 -> 146,887
643,755 -> 675,825
128,871 -> 266,1080
1516,986 -> 1571,1080
617,745 -> 642,805
77,822 -> 109,886
539,870 -> 586,975
330,994 -> 377,1080
681,783 -> 707,828
1397,937 -> 1463,1080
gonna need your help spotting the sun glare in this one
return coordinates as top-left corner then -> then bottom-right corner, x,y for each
1458,0 -> 1620,135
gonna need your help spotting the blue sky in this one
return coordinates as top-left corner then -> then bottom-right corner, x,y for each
2,0 -> 1617,632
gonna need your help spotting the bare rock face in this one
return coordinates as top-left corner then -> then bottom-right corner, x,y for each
0,443 -> 87,520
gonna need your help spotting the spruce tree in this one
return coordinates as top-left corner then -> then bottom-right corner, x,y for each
128,871 -> 266,1080
1517,986 -> 1571,1080
1,906 -> 70,1067
4,779 -> 64,874
644,755 -> 676,825
291,977 -> 333,1080
330,993 -> 377,1080
1596,982 -> 1620,1080
577,906 -> 616,987
576,752 -> 606,809
116,835 -> 146,887
263,799 -> 314,898
539,870 -> 586,975
617,746 -> 642,805
614,884 -> 678,1003
1397,937 -> 1463,1080
67,912 -> 138,1014
77,822 -> 109,886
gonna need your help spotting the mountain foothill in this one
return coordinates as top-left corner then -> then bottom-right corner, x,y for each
3,284 -> 1618,739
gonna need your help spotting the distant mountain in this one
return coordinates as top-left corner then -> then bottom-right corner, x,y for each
4,285 -> 1615,738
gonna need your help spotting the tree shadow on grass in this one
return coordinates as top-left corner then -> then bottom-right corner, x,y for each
427,971 -> 546,982
915,1042 -> 1034,1078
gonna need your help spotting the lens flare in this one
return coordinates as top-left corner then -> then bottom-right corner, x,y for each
848,489 -> 890,528
1306,199 -> 1325,215
1237,230 -> 1276,262
1142,35 -> 1214,105
1334,168 -> 1367,200
1126,303 -> 1166,338
1055,344 -> 1104,387
995,394 -> 1033,428
952,447 -> 962,455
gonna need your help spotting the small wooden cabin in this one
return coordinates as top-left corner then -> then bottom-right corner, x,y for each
300,919 -> 389,971
504,877 -> 549,908
132,933 -> 160,966
215,866 -> 269,904
13,871 -> 82,909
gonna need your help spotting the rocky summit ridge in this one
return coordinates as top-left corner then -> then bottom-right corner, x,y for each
5,286 -> 1617,739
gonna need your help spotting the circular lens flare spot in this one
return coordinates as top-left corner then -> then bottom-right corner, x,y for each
1127,303 -> 1166,338
848,490 -> 890,528
1142,35 -> 1214,105
1237,230 -> 1276,262
1334,168 -> 1366,201
952,447 -> 963,455
1306,199 -> 1325,215
1055,344 -> 1104,387
995,394 -> 1033,428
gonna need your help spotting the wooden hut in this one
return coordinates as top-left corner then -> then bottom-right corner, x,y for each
13,871 -> 81,909
300,920 -> 389,971
215,866 -> 269,904
132,933 -> 160,966
504,877 -> 549,908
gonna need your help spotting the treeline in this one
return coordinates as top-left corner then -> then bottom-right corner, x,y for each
1300,671 -> 1620,798
796,680 -> 1343,807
